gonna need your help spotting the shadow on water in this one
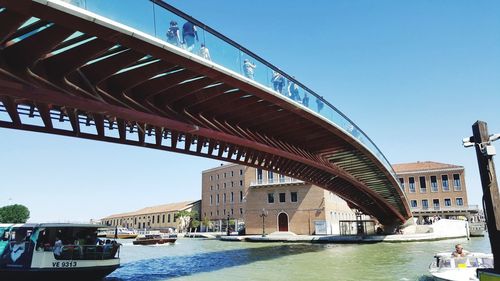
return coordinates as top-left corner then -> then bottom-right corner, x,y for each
105,244 -> 323,281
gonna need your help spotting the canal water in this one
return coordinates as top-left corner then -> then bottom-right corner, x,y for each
106,236 -> 491,281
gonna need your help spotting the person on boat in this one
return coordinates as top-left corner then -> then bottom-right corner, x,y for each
452,244 -> 469,257
53,237 -> 63,256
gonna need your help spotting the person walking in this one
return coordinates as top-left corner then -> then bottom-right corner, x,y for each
243,59 -> 256,80
182,21 -> 199,52
166,20 -> 181,46
199,43 -> 211,61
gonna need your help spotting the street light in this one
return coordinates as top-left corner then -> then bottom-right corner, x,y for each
259,208 -> 268,237
226,215 -> 230,236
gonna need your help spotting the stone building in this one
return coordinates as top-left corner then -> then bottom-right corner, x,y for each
201,164 -> 364,235
101,200 -> 201,230
393,161 -> 477,222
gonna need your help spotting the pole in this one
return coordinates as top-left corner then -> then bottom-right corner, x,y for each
471,121 -> 500,272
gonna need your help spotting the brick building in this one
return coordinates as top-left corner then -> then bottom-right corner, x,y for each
201,164 -> 364,235
393,161 -> 477,222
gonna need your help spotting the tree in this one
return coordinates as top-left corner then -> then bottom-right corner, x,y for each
0,204 -> 30,223
174,210 -> 199,233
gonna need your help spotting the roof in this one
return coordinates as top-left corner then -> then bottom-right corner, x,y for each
392,161 -> 463,174
102,200 -> 200,219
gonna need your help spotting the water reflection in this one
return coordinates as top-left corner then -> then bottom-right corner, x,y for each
107,244 -> 323,281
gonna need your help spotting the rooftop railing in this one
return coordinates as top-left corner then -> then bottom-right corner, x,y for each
57,0 -> 400,187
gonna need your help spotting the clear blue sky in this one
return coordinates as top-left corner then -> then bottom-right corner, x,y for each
1,0 -> 499,222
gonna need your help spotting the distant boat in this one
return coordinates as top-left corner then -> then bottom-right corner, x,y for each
105,227 -> 137,239
469,222 -> 486,237
132,234 -> 177,246
429,252 -> 493,281
0,223 -> 121,281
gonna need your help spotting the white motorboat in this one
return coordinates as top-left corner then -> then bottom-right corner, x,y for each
429,252 -> 494,281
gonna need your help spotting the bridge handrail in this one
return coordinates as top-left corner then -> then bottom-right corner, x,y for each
57,0 -> 400,186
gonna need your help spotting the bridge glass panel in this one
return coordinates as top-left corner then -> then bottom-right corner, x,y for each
59,0 -> 401,189
85,0 -> 156,37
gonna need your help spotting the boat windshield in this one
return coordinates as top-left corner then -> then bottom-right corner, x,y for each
437,256 -> 494,269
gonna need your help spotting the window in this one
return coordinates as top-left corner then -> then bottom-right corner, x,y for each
422,199 -> 429,209
231,208 -> 234,215
239,191 -> 243,202
257,169 -> 263,183
430,176 -> 438,192
217,174 -> 219,180
442,175 -> 449,191
210,195 -> 213,205
157,215 -> 160,223
453,174 -> 461,190
419,176 -> 427,193
223,182 -> 227,188
216,194 -> 220,205
432,199 -> 440,209
279,193 -> 286,203
239,180 -> 243,186
409,177 -> 416,193
291,192 -> 298,202
410,200 -> 417,208
240,169 -> 243,175
223,193 -> 226,203
223,209 -> 226,215
210,211 -> 213,217
216,210 -> 219,216
268,193 -> 275,203
240,208 -> 243,215
217,184 -> 219,190
399,178 -> 405,189
231,192 -> 234,203
456,198 -> 464,206
231,171 -> 234,177
444,198 -> 451,207
173,213 -> 177,222
224,172 -> 227,178
210,185 -> 213,191
231,181 -> 234,187
210,175 -> 213,181
268,171 -> 274,183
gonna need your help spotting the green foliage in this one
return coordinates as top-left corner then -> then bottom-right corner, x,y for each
190,219 -> 200,229
0,204 -> 30,223
174,210 -> 198,220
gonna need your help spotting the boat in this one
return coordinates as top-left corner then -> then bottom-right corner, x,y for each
429,252 -> 494,281
104,227 -> 138,239
469,222 -> 486,237
0,223 -> 121,281
132,234 -> 177,245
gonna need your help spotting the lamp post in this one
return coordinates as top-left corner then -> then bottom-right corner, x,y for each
226,215 -> 230,236
259,208 -> 268,237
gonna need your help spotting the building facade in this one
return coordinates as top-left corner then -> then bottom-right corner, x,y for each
201,164 -> 364,235
101,200 -> 201,230
393,161 -> 477,222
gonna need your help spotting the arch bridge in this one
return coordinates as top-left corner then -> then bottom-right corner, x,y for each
0,0 -> 411,225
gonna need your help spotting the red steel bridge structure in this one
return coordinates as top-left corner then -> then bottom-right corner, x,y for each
0,0 -> 411,226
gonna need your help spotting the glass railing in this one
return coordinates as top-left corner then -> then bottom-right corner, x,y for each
58,0 -> 400,187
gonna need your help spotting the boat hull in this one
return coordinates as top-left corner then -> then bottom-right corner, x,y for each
0,264 -> 119,281
133,238 -> 177,245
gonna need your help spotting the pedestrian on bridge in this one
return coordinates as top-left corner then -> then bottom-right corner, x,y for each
243,59 -> 256,80
182,21 -> 199,52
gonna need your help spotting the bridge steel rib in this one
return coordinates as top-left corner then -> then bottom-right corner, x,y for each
0,0 -> 411,225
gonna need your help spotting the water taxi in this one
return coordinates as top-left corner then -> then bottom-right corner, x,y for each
429,252 -> 494,281
132,234 -> 177,246
104,227 -> 138,239
0,223 -> 121,280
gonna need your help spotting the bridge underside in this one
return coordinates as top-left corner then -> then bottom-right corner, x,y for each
0,1 -> 411,225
